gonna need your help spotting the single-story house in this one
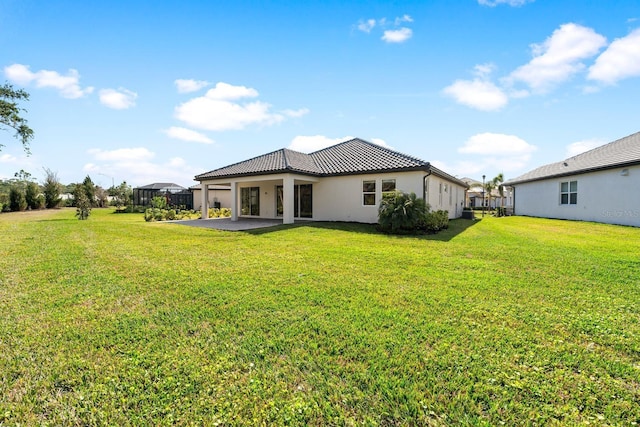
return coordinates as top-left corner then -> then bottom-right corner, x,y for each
504,131 -> 640,227
194,138 -> 469,224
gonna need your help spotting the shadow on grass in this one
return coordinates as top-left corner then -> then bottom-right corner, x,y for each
245,218 -> 480,241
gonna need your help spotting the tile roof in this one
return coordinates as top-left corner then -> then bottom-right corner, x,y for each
195,138 -> 432,180
135,182 -> 186,190
505,131 -> 640,185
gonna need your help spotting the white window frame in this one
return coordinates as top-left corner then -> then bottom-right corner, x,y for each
363,180 -> 376,206
381,178 -> 396,198
560,180 -> 578,205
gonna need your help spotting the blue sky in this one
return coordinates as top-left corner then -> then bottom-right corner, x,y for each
1,0 -> 639,188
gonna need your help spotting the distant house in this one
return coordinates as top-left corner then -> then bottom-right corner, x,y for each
461,177 -> 513,210
195,138 -> 469,224
505,131 -> 640,227
132,183 -> 193,209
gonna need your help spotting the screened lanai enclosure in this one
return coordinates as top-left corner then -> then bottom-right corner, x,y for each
132,183 -> 193,209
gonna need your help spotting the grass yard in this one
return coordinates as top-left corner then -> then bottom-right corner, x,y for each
1,208 -> 639,425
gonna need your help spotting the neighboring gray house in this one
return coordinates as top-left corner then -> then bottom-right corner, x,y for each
195,138 -> 469,224
505,131 -> 640,227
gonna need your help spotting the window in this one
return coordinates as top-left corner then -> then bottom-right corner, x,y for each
241,187 -> 260,215
382,179 -> 396,198
363,180 -> 376,206
560,181 -> 577,205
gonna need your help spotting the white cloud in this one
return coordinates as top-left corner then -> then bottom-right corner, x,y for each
357,16 -> 413,43
288,135 -> 354,153
506,23 -> 607,93
88,147 -> 155,162
458,132 -> 537,156
394,15 -> 413,25
443,79 -> 508,111
85,148 -> 200,187
205,82 -> 259,100
0,154 -> 18,163
565,139 -> 605,157
175,79 -> 210,93
478,0 -> 533,6
99,88 -> 138,109
357,19 -> 376,33
282,108 -> 310,118
382,28 -> 413,43
370,138 -> 392,149
451,133 -> 538,174
4,63 -> 94,99
174,82 -> 304,131
588,28 -> 640,85
163,126 -> 214,144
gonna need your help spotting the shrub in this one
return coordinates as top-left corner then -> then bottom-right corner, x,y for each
35,194 -> 46,210
495,207 -> 507,217
166,209 -> 176,220
423,210 -> 449,233
25,181 -> 40,210
75,191 -> 91,220
208,207 -> 232,219
378,191 -> 429,234
43,168 -> 63,209
9,187 -> 27,212
151,196 -> 168,209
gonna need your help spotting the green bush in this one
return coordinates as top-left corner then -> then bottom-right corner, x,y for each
378,191 -> 429,234
208,207 -> 232,218
35,194 -> 46,210
9,187 -> 27,212
151,196 -> 168,209
494,206 -> 507,217
144,208 -> 201,221
423,210 -> 449,233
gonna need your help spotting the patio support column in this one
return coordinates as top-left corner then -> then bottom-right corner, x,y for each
201,183 -> 208,219
230,181 -> 238,221
283,175 -> 294,224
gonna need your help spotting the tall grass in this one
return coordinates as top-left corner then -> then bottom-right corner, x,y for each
1,209 -> 638,425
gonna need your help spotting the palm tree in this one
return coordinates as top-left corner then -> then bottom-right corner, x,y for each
492,173 -> 505,207
484,180 -> 495,210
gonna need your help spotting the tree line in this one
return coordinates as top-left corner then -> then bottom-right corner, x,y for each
0,171 -> 133,213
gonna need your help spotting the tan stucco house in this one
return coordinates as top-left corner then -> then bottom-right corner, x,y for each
505,131 -> 640,227
194,138 -> 468,224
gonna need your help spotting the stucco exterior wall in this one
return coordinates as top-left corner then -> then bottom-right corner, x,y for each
200,170 -> 467,223
513,165 -> 640,227
192,187 -> 232,211
424,174 -> 466,218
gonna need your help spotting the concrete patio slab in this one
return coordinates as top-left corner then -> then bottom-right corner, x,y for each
172,217 -> 284,231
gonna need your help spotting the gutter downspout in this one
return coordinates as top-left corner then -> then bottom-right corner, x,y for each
423,170 -> 432,203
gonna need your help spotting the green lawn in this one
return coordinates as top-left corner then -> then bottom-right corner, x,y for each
1,209 -> 639,425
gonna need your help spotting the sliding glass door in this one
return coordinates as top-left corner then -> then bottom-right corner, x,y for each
276,184 -> 312,218
241,187 -> 260,216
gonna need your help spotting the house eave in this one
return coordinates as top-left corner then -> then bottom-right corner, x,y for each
506,160 -> 640,186
196,166 -> 435,181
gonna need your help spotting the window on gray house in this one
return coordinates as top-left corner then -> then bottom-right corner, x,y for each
560,181 -> 577,205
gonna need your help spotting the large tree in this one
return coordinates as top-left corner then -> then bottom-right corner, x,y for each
82,175 -> 96,207
42,168 -> 62,209
1,83 -> 34,154
109,181 -> 132,209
